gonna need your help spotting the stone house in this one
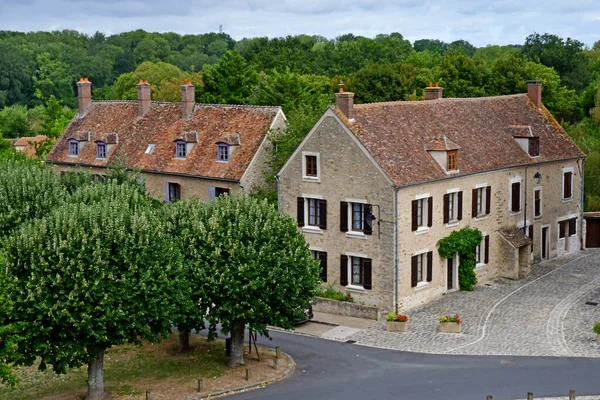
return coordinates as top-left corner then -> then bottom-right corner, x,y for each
46,78 -> 285,202
13,135 -> 48,158
278,82 -> 585,314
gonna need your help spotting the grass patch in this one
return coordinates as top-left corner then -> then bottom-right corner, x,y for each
315,284 -> 354,302
0,334 -> 228,400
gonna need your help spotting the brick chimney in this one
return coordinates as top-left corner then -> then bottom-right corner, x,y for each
181,80 -> 195,120
137,80 -> 151,117
527,80 -> 542,109
425,82 -> 443,100
77,77 -> 92,114
335,81 -> 354,120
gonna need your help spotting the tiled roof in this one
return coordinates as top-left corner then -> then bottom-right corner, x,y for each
334,94 -> 584,186
499,226 -> 532,248
13,135 -> 48,158
424,137 -> 461,151
47,101 -> 281,181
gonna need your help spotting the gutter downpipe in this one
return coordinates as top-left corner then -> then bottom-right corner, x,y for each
394,186 -> 399,314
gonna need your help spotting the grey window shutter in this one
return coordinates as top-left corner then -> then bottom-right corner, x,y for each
319,252 -> 328,282
569,218 -> 576,236
485,186 -> 491,215
411,255 -> 418,287
165,182 -> 170,204
511,182 -> 520,212
340,201 -> 348,232
362,258 -> 372,290
319,200 -> 327,230
427,197 -> 433,227
457,191 -> 463,221
340,255 -> 348,286
472,188 -> 478,218
297,197 -> 305,227
426,251 -> 433,282
443,194 -> 450,224
529,225 -> 534,253
484,235 -> 490,264
208,186 -> 216,200
411,200 -> 418,231
363,204 -> 373,235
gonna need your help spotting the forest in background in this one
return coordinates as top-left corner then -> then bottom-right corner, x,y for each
0,30 -> 599,208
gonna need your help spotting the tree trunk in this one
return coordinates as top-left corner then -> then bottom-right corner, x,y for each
178,330 -> 190,352
228,320 -> 245,368
86,353 -> 104,400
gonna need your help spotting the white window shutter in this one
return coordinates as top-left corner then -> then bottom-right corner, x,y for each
165,182 -> 170,204
209,187 -> 216,200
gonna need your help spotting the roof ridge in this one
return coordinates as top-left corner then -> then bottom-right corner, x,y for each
91,100 -> 280,111
352,93 -> 526,108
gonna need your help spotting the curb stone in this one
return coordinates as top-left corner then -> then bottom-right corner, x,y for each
184,351 -> 295,400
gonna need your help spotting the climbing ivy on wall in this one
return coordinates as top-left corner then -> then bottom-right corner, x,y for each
437,226 -> 483,291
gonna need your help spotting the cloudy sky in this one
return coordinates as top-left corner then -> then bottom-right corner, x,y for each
0,0 -> 598,47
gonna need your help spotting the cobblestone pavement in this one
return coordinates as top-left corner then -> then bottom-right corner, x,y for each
349,249 -> 600,357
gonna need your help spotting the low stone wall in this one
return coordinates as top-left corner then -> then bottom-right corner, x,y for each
312,297 -> 379,320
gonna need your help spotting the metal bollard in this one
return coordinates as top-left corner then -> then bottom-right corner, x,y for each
273,358 -> 279,370
245,367 -> 252,381
275,346 -> 281,359
198,378 -> 204,392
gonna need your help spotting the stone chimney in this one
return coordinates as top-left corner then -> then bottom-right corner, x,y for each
527,80 -> 542,109
181,79 -> 195,120
425,82 -> 443,100
335,81 -> 354,120
137,80 -> 151,117
77,77 -> 92,114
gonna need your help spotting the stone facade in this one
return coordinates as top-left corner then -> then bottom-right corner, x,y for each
279,108 -> 584,315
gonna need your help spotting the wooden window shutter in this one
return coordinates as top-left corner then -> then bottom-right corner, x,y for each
362,258 -> 372,290
569,218 -> 577,236
427,197 -> 433,227
485,186 -> 491,215
511,182 -> 520,212
411,200 -> 419,231
363,204 -> 373,235
297,197 -> 305,227
559,221 -> 565,239
529,225 -> 534,253
426,251 -> 433,282
411,255 -> 418,288
319,199 -> 327,230
484,235 -> 490,264
340,201 -> 348,232
340,255 -> 348,286
443,194 -> 450,224
319,252 -> 328,282
564,172 -> 573,199
457,191 -> 463,221
472,188 -> 478,218
529,137 -> 540,157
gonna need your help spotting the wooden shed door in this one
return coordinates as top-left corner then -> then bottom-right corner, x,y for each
586,219 -> 600,248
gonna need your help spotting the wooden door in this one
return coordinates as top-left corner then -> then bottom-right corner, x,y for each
586,219 -> 600,248
542,227 -> 548,258
447,257 -> 454,290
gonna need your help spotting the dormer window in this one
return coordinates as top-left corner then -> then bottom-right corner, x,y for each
217,143 -> 229,162
68,140 -> 79,156
510,125 -> 539,158
528,137 -> 540,157
176,141 -> 187,158
96,142 -> 107,159
447,150 -> 457,171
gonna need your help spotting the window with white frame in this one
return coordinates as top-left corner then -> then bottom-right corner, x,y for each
340,253 -> 372,289
443,191 -> 462,224
562,168 -> 573,200
297,196 -> 326,230
412,196 -> 432,231
472,185 -> 491,218
340,200 -> 373,236
311,250 -> 327,282
302,152 -> 320,182
176,141 -> 187,158
534,188 -> 542,218
351,203 -> 365,232
96,142 -> 107,159
68,140 -> 79,156
474,234 -> 490,267
217,143 -> 229,162
509,177 -> 522,213
411,250 -> 433,287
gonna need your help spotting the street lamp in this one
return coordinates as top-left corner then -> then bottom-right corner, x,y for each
533,172 -> 542,184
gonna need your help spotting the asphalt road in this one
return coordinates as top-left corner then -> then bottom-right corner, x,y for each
228,328 -> 600,400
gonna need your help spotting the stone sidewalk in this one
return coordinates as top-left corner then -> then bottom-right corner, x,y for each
349,249 -> 600,357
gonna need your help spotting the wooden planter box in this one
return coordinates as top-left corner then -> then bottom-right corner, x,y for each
386,321 -> 408,332
440,322 -> 461,333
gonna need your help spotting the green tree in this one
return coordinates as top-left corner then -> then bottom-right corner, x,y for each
437,54 -> 489,97
200,51 -> 258,104
109,61 -> 185,100
413,39 -> 448,54
349,63 -> 420,103
40,95 -> 75,138
0,105 -> 33,138
191,195 -> 320,367
2,182 -> 182,399
33,52 -> 74,104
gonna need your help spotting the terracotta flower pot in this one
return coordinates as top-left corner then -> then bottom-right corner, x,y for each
440,322 -> 461,333
386,321 -> 408,332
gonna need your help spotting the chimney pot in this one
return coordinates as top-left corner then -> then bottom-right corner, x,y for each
424,85 -> 443,100
137,80 -> 151,117
181,82 -> 195,120
76,77 -> 92,114
335,91 -> 354,120
527,80 -> 542,109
